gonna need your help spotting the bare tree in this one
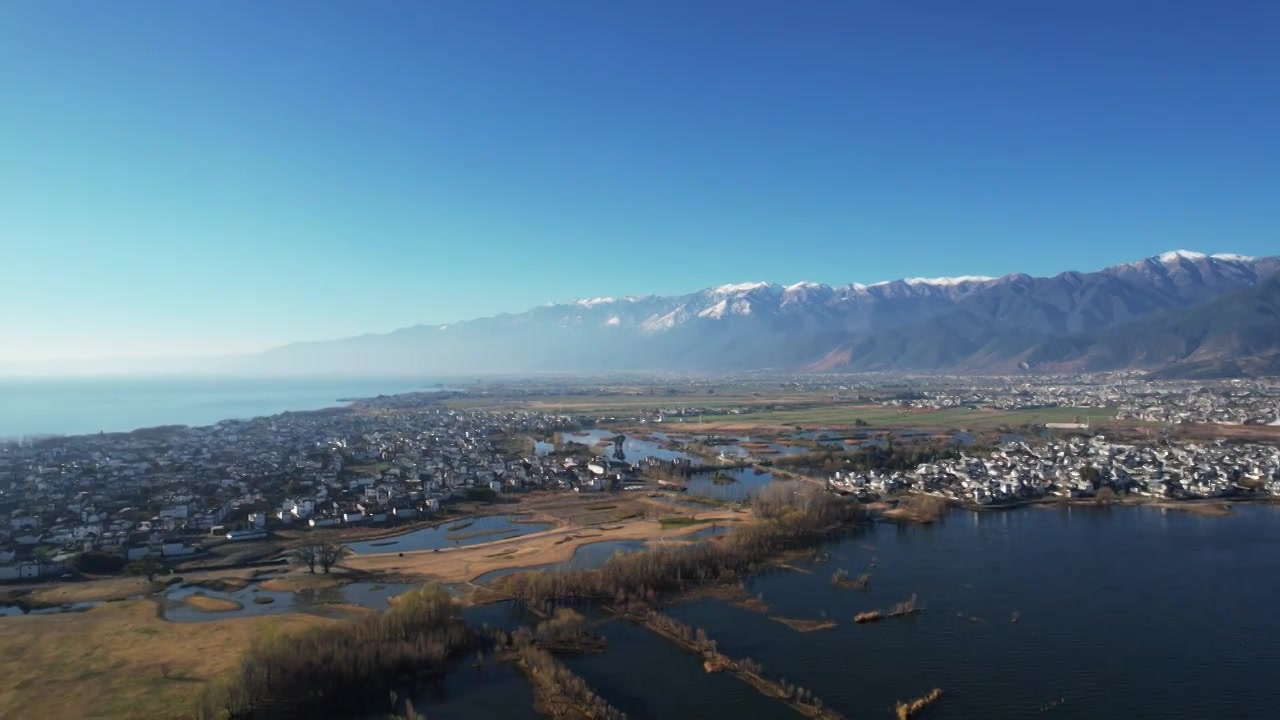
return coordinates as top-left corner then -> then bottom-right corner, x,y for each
318,541 -> 350,574
294,545 -> 320,574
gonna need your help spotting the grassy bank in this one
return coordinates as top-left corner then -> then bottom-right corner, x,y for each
0,600 -> 334,720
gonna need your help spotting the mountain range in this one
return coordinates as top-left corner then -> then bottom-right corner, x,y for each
244,251 -> 1280,378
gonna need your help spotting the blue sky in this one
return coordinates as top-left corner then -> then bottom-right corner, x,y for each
2,1 -> 1278,367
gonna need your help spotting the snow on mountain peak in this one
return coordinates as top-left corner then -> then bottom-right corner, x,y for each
785,281 -> 827,292
1123,250 -> 1257,269
574,297 -> 616,307
1157,250 -> 1208,263
711,282 -> 771,294
873,276 -> 994,287
698,299 -> 729,319
641,307 -> 687,332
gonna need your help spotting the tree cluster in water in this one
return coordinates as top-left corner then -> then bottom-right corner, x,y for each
643,457 -> 696,481
493,626 -> 627,720
530,607 -> 607,654
633,607 -> 840,719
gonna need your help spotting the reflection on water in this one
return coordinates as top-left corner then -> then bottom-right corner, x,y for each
562,619 -> 797,720
346,515 -> 553,554
686,467 -> 777,501
470,539 -> 651,586
334,582 -> 418,608
666,504 -> 1280,720
441,505 -> 1280,720
157,580 -> 424,622
13,502 -> 1276,719
409,651 -> 541,720
564,429 -> 694,462
162,582 -> 302,622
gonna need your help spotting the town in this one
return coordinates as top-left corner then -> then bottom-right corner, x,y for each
829,435 -> 1280,504
3,376 -> 1280,581
0,405 -> 601,580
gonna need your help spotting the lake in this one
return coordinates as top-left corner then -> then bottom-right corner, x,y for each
414,504 -> 1280,719
686,467 -> 777,501
0,376 -> 448,438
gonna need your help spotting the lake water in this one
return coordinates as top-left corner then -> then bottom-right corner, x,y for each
0,376 -> 446,438
564,430 -> 693,462
468,538 -> 653,586
686,467 -> 777,501
159,581 -> 424,622
414,504 -> 1280,720
346,515 -> 553,554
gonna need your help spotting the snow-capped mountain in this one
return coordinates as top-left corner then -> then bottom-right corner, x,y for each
246,251 -> 1280,377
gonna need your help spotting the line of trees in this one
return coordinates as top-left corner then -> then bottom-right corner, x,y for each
631,608 -> 841,719
493,485 -> 863,606
292,541 -> 350,574
497,627 -> 627,720
782,442 -> 969,472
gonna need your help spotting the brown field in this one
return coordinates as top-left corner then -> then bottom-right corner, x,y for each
25,575 -> 157,606
343,497 -> 745,587
1170,423 -> 1280,442
257,572 -> 352,593
21,567 -> 263,607
0,600 -> 335,720
181,594 -> 243,613
652,404 -> 1121,433
440,391 -> 832,414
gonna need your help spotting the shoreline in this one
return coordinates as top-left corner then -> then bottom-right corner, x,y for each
951,494 -> 1277,515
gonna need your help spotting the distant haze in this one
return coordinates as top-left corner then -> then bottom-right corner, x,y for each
19,251 -> 1264,380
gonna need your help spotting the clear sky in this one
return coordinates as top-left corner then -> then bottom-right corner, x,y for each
2,1 -> 1278,369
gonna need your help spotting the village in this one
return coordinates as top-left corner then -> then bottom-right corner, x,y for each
0,405 -> 622,580
829,435 -> 1280,505
877,374 -> 1280,426
3,377 -> 1280,582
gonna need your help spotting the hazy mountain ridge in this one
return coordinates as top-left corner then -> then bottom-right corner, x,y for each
247,251 -> 1280,377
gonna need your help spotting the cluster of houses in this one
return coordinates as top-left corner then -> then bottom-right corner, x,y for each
830,436 -> 1280,504
875,375 -> 1280,426
476,375 -> 1280,428
5,377 -> 1280,581
0,404 -> 620,580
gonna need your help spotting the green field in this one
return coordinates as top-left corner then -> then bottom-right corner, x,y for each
702,405 -> 1117,430
658,516 -> 714,530
437,392 -> 1117,431
440,392 -> 837,414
